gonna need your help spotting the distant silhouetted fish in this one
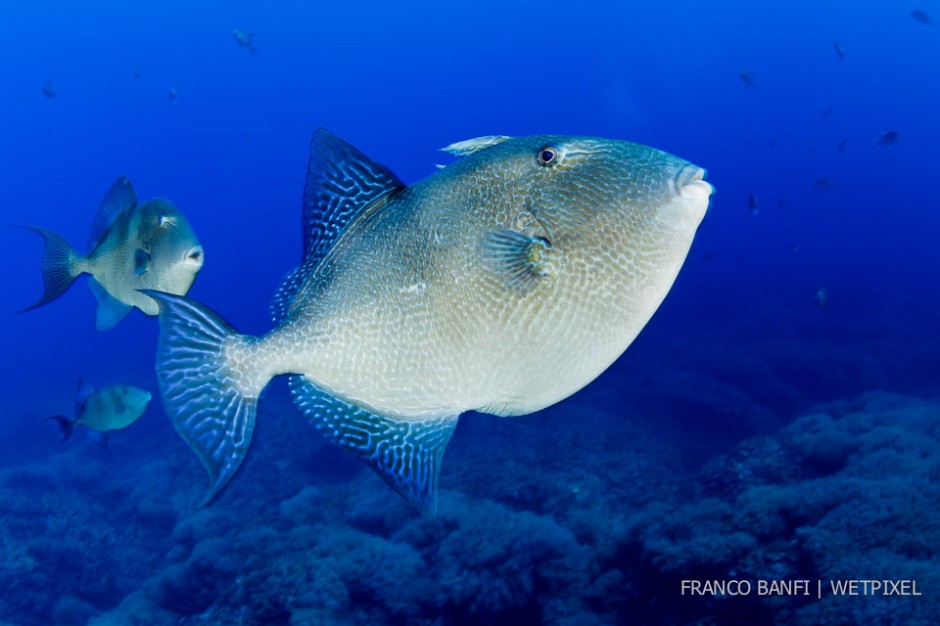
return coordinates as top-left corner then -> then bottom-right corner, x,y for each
739,69 -> 756,88
833,41 -> 845,60
815,178 -> 835,190
42,80 -> 55,98
232,29 -> 256,53
822,106 -> 834,119
911,10 -> 933,25
876,130 -> 899,147
748,194 -> 759,214
838,139 -> 849,153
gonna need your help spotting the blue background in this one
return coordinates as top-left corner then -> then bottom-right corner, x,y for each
1,1 -> 938,625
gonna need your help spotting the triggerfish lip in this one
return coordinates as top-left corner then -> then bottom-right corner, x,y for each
184,246 -> 205,268
676,164 -> 714,199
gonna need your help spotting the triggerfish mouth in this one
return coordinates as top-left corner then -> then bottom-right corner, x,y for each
147,129 -> 713,516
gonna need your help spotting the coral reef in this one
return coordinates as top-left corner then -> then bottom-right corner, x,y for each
626,392 -> 940,625
2,379 -> 938,625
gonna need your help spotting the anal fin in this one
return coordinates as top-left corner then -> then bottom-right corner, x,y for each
89,279 -> 132,330
290,376 -> 458,517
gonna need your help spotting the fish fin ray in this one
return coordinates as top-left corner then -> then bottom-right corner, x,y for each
89,279 -> 133,330
439,135 -> 511,156
16,226 -> 82,312
87,177 -> 137,251
481,229 -> 554,296
44,416 -> 75,443
290,376 -> 458,517
302,128 -> 404,265
144,290 -> 261,505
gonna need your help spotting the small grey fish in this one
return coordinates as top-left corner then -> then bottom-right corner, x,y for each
46,380 -> 151,446
876,130 -> 899,147
232,29 -> 256,53
833,41 -> 845,61
18,177 -> 204,330
911,10 -> 933,25
739,69 -> 756,88
147,129 -> 713,516
42,80 -> 56,99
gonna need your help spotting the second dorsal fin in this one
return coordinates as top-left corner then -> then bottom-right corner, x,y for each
88,177 -> 137,251
302,129 -> 404,265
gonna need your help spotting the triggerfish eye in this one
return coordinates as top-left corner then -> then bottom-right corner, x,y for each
537,146 -> 562,166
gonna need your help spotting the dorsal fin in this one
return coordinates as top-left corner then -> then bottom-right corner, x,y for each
439,135 -> 511,156
75,378 -> 95,416
88,177 -> 137,251
302,129 -> 404,265
270,261 -> 316,324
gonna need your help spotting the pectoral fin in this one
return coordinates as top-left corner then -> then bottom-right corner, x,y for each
481,229 -> 555,296
134,249 -> 151,276
290,376 -> 458,517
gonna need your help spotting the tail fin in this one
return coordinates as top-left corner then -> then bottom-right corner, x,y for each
144,290 -> 261,504
17,226 -> 82,312
45,416 -> 75,443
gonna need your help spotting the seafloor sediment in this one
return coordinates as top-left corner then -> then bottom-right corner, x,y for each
1,382 -> 937,626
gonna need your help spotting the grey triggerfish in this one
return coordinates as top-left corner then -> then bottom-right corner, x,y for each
876,130 -> 900,147
46,380 -> 151,447
911,10 -> 933,25
232,30 -> 255,53
19,177 -> 204,330
147,130 -> 713,515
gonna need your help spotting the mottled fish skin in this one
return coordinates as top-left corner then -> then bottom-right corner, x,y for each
150,131 -> 713,513
254,136 -> 710,418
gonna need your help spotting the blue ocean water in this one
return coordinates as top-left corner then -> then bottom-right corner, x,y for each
2,1 -> 939,624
